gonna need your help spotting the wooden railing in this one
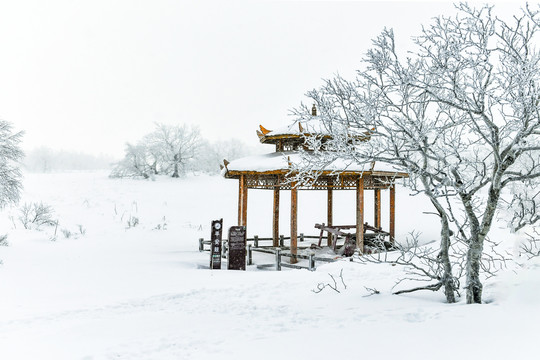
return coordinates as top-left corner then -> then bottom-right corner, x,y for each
198,234 -> 337,271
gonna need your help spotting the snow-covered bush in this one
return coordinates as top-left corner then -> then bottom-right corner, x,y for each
18,202 -> 56,230
126,215 -> 139,229
61,228 -> 73,239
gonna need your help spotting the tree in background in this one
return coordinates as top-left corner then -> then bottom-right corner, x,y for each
196,139 -> 249,174
111,123 -> 201,179
145,123 -> 201,178
111,123 -> 248,178
110,143 -> 153,179
293,3 -> 540,303
0,120 -> 24,207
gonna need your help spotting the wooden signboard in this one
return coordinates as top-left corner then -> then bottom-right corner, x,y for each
228,226 -> 246,270
210,219 -> 223,270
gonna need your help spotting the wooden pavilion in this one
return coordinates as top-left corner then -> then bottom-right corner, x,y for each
221,106 -> 408,262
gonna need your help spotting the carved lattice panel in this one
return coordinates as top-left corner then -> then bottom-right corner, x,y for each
243,173 -> 397,190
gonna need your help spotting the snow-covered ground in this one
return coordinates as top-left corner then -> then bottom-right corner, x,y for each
0,172 -> 539,359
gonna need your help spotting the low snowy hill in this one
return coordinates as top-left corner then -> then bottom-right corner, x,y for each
0,172 -> 538,359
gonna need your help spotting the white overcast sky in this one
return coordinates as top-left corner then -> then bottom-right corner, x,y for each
0,0 -> 525,158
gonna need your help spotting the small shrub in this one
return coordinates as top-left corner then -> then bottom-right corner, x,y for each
49,220 -> 59,241
126,216 -> 139,229
77,224 -> 86,235
0,234 -> 8,246
153,216 -> 168,230
18,202 -> 56,230
61,229 -> 73,239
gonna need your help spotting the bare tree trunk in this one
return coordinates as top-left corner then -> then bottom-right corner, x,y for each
464,186 -> 500,304
440,216 -> 456,303
465,234 -> 484,304
172,154 -> 180,178
172,163 -> 179,178
422,174 -> 457,303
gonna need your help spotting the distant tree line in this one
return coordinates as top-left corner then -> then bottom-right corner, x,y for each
24,147 -> 115,172
110,123 -> 250,179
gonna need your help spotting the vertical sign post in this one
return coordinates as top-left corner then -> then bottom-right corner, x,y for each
210,219 -> 223,270
228,226 -> 246,270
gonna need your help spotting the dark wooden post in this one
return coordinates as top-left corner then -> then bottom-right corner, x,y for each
273,184 -> 280,247
390,184 -> 395,243
356,177 -> 365,253
198,238 -> 204,252
290,182 -> 298,264
275,248 -> 282,271
247,244 -> 252,265
327,178 -> 333,246
374,188 -> 381,229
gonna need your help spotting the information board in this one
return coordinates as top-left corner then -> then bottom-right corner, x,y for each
210,219 -> 223,270
227,226 -> 246,270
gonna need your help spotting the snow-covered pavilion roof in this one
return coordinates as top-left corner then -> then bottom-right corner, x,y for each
264,117 -> 328,136
257,117 -> 370,145
222,151 -> 407,178
224,110 -> 407,190
257,117 -> 333,145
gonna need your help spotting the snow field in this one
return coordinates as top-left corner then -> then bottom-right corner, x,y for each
0,172 -> 538,359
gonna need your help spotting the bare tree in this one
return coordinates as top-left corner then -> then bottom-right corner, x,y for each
0,120 -> 24,207
292,3 -> 540,304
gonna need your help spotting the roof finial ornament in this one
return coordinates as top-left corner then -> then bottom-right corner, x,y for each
311,104 -> 317,116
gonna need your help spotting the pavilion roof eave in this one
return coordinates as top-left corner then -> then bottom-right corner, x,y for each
258,133 -> 332,145
258,133 -> 370,145
223,168 -> 409,179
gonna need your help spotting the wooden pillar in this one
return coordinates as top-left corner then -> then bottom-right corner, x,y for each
356,177 -> 365,253
273,184 -> 280,247
238,176 -> 243,226
238,174 -> 248,228
290,182 -> 298,264
374,188 -> 381,229
390,184 -> 395,243
327,178 -> 333,246
242,176 -> 248,228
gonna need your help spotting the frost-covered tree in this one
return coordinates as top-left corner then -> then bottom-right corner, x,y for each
110,143 -> 153,179
0,120 -> 24,207
293,3 -> 540,304
145,123 -> 201,178
111,123 -> 202,179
